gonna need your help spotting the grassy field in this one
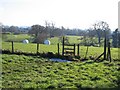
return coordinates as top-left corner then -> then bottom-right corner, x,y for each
2,34 -> 82,44
2,33 -> 100,44
2,34 -> 33,42
1,34 -> 119,88
1,54 -> 120,88
1,34 -> 117,59
2,41 -> 118,60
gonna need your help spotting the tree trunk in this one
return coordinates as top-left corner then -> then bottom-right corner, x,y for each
98,35 -> 101,46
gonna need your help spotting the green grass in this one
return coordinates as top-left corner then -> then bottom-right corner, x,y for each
66,36 -> 81,44
1,33 -> 111,46
1,34 -> 119,88
2,34 -> 34,42
48,36 -> 81,45
2,42 -> 59,54
1,54 -> 120,88
48,37 -> 60,45
2,34 -> 82,44
2,41 -> 118,59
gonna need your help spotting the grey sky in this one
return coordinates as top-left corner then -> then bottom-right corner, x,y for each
0,0 -> 119,30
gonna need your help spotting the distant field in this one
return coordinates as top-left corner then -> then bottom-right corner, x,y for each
1,33 -> 109,47
2,42 -> 118,59
2,34 -> 34,42
2,54 -> 120,88
1,34 -> 118,59
48,36 -> 81,45
2,34 -> 82,44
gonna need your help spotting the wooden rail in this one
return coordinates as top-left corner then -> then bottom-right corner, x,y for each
61,37 -> 80,57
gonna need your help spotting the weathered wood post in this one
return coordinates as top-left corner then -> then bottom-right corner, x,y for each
62,37 -> 64,56
77,44 -> 80,56
107,42 -> 112,62
104,31 -> 106,60
74,44 -> 75,56
11,41 -> 14,53
95,30 -> 108,61
57,43 -> 60,56
85,46 -> 89,59
37,43 -> 39,54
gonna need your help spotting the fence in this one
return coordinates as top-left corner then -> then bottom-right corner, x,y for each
2,40 -> 114,62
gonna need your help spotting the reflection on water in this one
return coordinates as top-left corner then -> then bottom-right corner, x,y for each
50,58 -> 71,62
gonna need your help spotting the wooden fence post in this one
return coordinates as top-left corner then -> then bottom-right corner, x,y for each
95,31 -> 108,61
11,41 -> 14,53
74,44 -> 75,56
77,44 -> 80,56
85,46 -> 89,59
107,42 -> 112,62
62,37 -> 64,56
57,43 -> 60,56
37,43 -> 39,54
104,36 -> 106,60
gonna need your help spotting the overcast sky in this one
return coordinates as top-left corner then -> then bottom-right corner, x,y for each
0,0 -> 119,30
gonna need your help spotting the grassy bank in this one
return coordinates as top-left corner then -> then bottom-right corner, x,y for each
2,54 -> 120,88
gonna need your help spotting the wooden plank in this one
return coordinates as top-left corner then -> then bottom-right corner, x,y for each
84,46 -> 89,59
104,33 -> 106,60
74,44 -> 75,56
65,51 -> 74,54
64,48 -> 74,50
107,42 -> 112,62
65,52 -> 74,54
62,37 -> 64,56
57,43 -> 59,55
95,52 -> 104,61
36,43 -> 39,54
77,44 -> 80,56
64,44 -> 75,46
12,41 -> 14,53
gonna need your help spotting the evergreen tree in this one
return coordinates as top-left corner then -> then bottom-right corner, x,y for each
112,28 -> 119,48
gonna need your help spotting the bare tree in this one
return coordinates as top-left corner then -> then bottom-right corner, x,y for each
29,24 -> 48,43
93,21 -> 111,46
29,25 -> 46,37
9,26 -> 19,34
112,28 -> 119,47
50,22 -> 55,37
87,28 -> 96,45
61,26 -> 65,36
36,32 -> 48,43
45,21 -> 55,38
0,22 -> 3,33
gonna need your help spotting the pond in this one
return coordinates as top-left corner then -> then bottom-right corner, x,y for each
49,58 -> 71,62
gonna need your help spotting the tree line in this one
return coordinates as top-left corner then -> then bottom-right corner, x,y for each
1,21 -> 120,47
